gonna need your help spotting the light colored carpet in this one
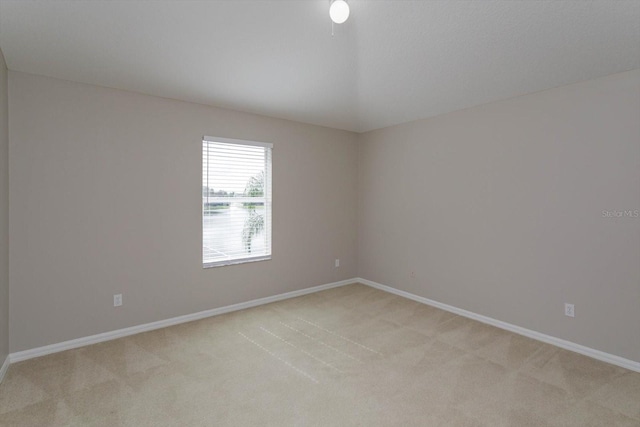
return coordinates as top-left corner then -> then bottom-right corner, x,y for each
1,283 -> 639,426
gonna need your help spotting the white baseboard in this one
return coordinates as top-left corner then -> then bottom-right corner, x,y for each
0,355 -> 9,383
9,278 -> 357,363
357,278 -> 640,373
9,277 -> 639,373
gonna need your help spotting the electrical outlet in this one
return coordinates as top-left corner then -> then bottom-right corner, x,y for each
335,259 -> 340,268
114,294 -> 123,307
564,303 -> 574,317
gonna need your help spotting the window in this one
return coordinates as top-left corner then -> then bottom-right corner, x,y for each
202,136 -> 272,267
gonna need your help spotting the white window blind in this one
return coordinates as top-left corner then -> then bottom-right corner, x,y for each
202,136 -> 272,267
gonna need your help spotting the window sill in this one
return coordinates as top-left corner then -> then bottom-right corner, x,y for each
203,255 -> 271,269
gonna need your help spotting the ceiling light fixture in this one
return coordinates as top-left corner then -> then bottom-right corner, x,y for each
330,0 -> 350,24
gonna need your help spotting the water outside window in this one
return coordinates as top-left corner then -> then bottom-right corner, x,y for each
203,204 -> 266,261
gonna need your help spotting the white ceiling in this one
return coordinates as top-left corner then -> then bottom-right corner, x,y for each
0,1 -> 638,133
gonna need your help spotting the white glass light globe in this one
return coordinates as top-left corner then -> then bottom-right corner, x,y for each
330,0 -> 350,24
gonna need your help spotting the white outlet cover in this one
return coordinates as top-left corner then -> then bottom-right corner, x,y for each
335,259 -> 340,268
564,303 -> 575,317
114,294 -> 123,307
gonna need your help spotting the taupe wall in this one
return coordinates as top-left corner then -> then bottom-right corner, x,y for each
0,49 -> 9,362
6,67 -> 639,364
8,72 -> 358,352
358,70 -> 640,362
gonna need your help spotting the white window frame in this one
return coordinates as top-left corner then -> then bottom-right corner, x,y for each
202,136 -> 272,268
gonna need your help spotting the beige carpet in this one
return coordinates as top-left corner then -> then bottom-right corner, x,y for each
1,283 -> 639,426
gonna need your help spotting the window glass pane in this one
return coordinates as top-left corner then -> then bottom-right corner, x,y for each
202,138 -> 272,267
